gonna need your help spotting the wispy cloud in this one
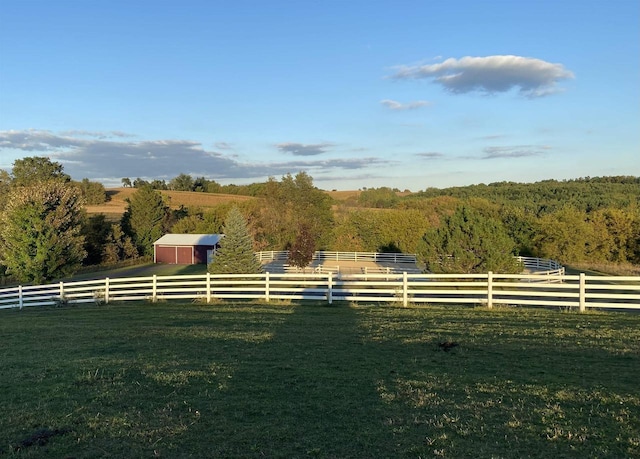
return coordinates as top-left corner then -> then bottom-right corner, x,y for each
478,134 -> 507,140
276,142 -> 334,156
0,130 -> 390,185
380,99 -> 432,110
269,157 -> 391,170
415,152 -> 444,159
391,55 -> 574,97
59,130 -> 135,139
214,141 -> 234,150
482,145 -> 550,159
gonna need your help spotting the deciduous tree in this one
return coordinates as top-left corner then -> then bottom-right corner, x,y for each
11,156 -> 70,187
255,172 -> 333,250
76,178 -> 107,205
288,223 -> 316,270
0,169 -> 10,212
169,173 -> 195,191
534,207 -> 594,263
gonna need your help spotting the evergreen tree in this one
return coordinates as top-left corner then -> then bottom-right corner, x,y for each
208,207 -> 262,274
122,185 -> 169,256
102,224 -> 138,264
419,206 -> 521,274
0,181 -> 86,283
81,214 -> 112,265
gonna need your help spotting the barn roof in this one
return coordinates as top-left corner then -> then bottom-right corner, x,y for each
153,234 -> 223,246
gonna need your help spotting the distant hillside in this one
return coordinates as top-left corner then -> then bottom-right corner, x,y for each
85,188 -> 255,219
408,177 -> 640,214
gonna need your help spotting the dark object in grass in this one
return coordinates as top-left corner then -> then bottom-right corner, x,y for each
438,341 -> 459,352
16,427 -> 69,449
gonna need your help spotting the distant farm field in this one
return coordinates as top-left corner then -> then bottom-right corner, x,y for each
1,303 -> 639,458
85,188 -> 255,219
326,189 -> 361,201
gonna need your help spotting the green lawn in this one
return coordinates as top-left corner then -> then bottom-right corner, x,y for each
1,302 -> 639,458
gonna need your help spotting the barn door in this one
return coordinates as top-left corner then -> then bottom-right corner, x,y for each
177,246 -> 193,264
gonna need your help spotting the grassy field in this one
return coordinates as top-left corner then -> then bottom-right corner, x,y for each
1,303 -> 639,458
85,188 -> 255,219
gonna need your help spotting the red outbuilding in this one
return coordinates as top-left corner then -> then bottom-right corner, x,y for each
153,234 -> 223,264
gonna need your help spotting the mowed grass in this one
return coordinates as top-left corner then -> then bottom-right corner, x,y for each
1,303 -> 639,458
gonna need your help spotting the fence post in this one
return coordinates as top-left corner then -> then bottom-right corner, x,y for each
152,275 -> 157,303
19,285 -> 23,310
59,281 -> 64,301
206,272 -> 211,303
403,272 -> 408,307
265,272 -> 270,303
579,273 -> 586,312
328,272 -> 333,305
487,271 -> 493,309
104,278 -> 110,304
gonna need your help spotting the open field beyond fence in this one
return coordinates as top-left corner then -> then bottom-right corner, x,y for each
1,303 -> 639,458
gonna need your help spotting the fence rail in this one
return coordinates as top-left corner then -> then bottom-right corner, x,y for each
1,272 -> 639,312
516,256 -> 564,275
256,250 -> 418,264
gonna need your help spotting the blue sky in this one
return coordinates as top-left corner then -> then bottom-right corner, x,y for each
1,0 -> 638,190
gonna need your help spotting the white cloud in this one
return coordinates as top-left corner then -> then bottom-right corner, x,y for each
391,55 -> 574,97
380,99 -> 432,110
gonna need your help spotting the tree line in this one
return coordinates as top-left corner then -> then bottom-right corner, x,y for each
120,173 -> 267,196
1,157 -> 639,284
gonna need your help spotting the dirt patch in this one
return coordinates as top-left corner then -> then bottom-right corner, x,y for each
262,258 -> 421,274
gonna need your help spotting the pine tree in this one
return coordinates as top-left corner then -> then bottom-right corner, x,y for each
420,206 -> 521,274
122,185 -> 168,256
0,181 -> 86,283
208,207 -> 262,274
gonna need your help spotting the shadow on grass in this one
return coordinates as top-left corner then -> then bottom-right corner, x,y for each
179,303 -> 398,458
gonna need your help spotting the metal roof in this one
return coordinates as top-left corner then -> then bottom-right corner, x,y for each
153,234 -> 223,246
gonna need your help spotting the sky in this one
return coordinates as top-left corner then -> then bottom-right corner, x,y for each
0,0 -> 638,191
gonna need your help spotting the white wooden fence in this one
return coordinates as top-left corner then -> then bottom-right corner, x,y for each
256,250 -> 418,264
516,256 -> 564,275
1,272 -> 639,312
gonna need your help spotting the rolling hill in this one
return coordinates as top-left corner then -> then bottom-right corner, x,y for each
85,188 -> 255,220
